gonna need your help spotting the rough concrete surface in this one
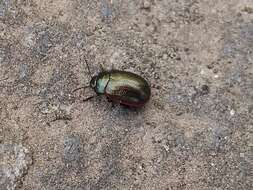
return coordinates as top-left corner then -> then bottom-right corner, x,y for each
0,0 -> 252,190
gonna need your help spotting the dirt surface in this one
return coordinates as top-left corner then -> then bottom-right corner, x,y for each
0,0 -> 252,190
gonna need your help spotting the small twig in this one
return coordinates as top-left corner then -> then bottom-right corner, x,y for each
51,115 -> 72,122
82,96 -> 95,102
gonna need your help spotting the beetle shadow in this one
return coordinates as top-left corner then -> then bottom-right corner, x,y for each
108,102 -> 146,119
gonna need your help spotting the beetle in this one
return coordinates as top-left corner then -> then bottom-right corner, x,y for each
74,59 -> 151,108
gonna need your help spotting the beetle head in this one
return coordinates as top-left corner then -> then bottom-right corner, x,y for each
90,76 -> 97,89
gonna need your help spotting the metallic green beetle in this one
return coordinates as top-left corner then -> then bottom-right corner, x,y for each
90,70 -> 151,107
76,60 -> 151,108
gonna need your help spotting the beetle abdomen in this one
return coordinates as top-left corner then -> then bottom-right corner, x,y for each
106,86 -> 147,107
105,71 -> 150,107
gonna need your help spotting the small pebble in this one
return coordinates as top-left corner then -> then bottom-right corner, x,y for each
201,85 -> 209,95
207,64 -> 214,69
143,0 -> 151,9
230,109 -> 235,116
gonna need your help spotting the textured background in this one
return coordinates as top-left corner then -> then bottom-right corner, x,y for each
0,0 -> 252,190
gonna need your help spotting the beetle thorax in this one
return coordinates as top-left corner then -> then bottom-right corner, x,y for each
92,73 -> 110,94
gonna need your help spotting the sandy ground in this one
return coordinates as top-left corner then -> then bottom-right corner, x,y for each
0,0 -> 252,190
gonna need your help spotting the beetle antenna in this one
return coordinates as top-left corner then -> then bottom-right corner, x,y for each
72,86 -> 90,93
84,57 -> 92,79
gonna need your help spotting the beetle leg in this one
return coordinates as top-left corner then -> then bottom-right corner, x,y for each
111,101 -> 117,108
106,97 -> 112,102
82,96 -> 96,102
